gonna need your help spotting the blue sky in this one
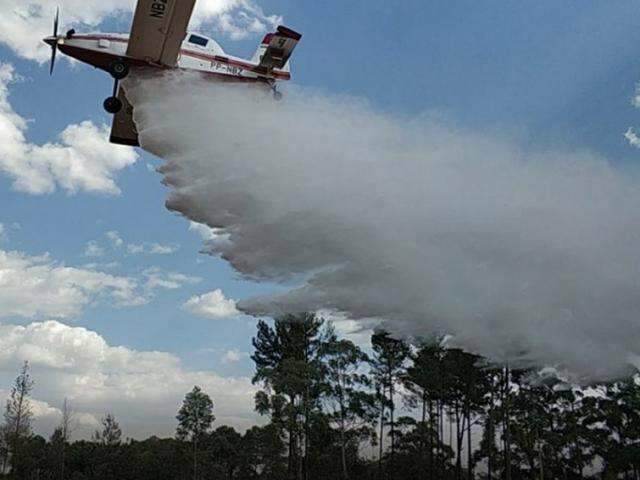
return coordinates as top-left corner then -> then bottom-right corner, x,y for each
0,0 -> 639,437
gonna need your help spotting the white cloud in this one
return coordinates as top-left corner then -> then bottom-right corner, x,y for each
625,127 -> 640,148
0,320 -> 257,438
0,63 -> 138,195
143,267 -> 200,292
81,261 -> 120,270
106,230 -> 123,247
183,289 -> 240,319
127,242 -> 179,255
221,348 -> 248,364
148,243 -> 179,255
0,0 -> 281,63
0,248 -> 145,319
83,240 -> 105,257
126,243 -> 144,254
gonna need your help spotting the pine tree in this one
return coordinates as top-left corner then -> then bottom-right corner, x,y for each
4,361 -> 34,478
323,332 -> 376,479
251,313 -> 328,480
370,330 -> 410,480
93,413 -> 122,446
176,386 -> 214,480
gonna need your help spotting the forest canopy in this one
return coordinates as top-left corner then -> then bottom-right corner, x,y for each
2,313 -> 639,480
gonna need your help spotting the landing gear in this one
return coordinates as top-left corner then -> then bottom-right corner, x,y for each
103,96 -> 122,114
103,78 -> 122,114
108,59 -> 129,80
268,80 -> 283,101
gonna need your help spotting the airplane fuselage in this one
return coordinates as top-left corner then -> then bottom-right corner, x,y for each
44,32 -> 290,83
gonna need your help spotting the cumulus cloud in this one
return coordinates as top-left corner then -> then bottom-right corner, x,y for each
106,230 -> 124,247
124,72 -> 640,381
84,240 -> 105,257
0,249 -> 145,319
183,289 -> 240,319
0,63 -> 138,195
221,348 -> 248,364
0,0 -> 281,63
0,320 -> 257,438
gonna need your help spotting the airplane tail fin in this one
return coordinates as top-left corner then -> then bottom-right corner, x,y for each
251,26 -> 301,78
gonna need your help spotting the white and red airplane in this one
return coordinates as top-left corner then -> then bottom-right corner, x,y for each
43,0 -> 301,146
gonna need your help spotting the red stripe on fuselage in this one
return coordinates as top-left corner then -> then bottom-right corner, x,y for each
58,43 -> 272,85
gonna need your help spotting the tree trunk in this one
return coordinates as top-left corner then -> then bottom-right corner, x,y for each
340,398 -> 349,480
504,366 -> 512,480
193,438 -> 197,480
61,441 -> 65,480
389,381 -> 395,480
378,390 -> 385,480
488,386 -> 493,480
467,408 -> 472,480
428,399 -> 434,480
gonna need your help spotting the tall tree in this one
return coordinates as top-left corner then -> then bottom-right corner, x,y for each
370,330 -> 410,480
51,398 -> 75,480
323,333 -> 376,480
176,386 -> 214,480
403,338 -> 446,479
93,413 -> 122,446
252,313 -> 328,480
4,361 -> 34,479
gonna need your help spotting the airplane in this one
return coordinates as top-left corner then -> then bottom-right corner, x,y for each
43,0 -> 301,147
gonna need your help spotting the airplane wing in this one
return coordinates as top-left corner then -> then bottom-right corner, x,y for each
256,26 -> 302,72
126,0 -> 196,66
110,88 -> 139,147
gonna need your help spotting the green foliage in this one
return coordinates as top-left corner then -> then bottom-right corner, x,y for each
93,413 -> 122,446
176,386 -> 215,442
3,316 -> 640,480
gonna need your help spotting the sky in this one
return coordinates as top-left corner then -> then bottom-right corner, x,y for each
1,0 -> 640,439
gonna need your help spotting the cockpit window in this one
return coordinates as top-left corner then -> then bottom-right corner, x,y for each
188,35 -> 208,47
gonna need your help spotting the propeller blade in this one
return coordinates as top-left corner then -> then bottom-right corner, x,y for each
53,7 -> 59,37
49,43 -> 57,75
49,7 -> 60,75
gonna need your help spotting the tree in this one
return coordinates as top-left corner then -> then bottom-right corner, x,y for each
323,333 -> 376,480
51,398 -> 75,480
176,386 -> 214,480
4,361 -> 34,479
207,426 -> 243,480
403,338 -> 446,479
93,413 -> 122,446
370,330 -> 410,480
252,313 -> 328,480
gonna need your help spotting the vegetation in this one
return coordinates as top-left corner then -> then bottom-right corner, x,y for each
2,313 -> 640,479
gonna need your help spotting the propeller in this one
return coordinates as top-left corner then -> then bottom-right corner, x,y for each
49,8 -> 59,75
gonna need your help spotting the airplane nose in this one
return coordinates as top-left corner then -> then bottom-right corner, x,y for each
43,36 -> 56,47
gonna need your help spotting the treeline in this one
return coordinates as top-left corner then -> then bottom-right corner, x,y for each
2,312 -> 640,480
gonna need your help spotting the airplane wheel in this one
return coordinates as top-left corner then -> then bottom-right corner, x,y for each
273,91 -> 283,101
109,60 -> 129,80
103,96 -> 123,114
